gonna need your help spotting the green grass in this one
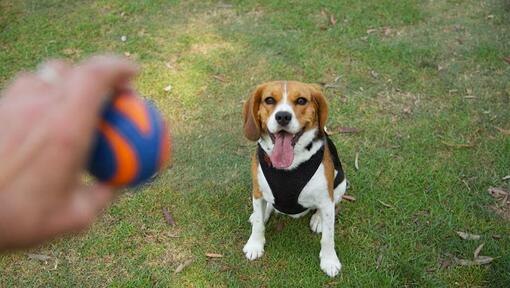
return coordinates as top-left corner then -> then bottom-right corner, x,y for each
1,0 -> 509,286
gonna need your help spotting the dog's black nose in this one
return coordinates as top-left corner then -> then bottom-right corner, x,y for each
275,111 -> 292,126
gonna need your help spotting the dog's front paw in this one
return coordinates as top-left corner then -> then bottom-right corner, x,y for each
310,211 -> 322,233
320,254 -> 342,277
243,238 -> 265,260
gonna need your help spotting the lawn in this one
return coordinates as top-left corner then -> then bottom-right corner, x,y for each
1,0 -> 509,286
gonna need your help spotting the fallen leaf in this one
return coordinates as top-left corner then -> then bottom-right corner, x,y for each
455,256 -> 494,266
355,152 -> 359,170
488,187 -> 509,198
174,258 -> 193,274
473,243 -> 484,258
456,231 -> 480,240
402,106 -> 412,114
212,74 -> 226,82
375,253 -> 383,270
319,24 -> 327,30
124,51 -> 131,57
440,257 -> 453,269
27,253 -> 51,262
369,70 -> 379,79
205,253 -> 223,258
475,256 -> 495,265
377,199 -> 394,209
487,14 -> 494,19
275,220 -> 285,232
492,234 -> 502,240
426,267 -> 437,273
366,28 -> 378,34
495,126 -> 510,135
342,195 -> 356,202
502,175 -> 510,181
329,15 -> 337,26
162,208 -> 176,226
163,85 -> 172,92
121,35 -> 127,42
441,141 -> 474,148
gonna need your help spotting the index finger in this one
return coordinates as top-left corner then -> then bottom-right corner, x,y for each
62,55 -> 138,132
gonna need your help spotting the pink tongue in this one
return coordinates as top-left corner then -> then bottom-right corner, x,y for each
270,132 -> 294,168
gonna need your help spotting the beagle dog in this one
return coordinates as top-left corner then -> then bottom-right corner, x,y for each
242,80 -> 347,277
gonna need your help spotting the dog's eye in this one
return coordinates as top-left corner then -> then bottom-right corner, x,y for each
296,97 -> 307,105
264,97 -> 276,105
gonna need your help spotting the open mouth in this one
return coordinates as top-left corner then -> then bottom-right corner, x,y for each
268,130 -> 303,169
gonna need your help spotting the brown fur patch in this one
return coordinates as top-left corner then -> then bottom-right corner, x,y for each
251,153 -> 262,199
244,81 -> 329,141
322,144 -> 335,201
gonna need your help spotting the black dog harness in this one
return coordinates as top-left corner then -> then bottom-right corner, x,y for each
257,136 -> 345,215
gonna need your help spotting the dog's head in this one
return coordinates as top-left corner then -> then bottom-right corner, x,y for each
243,81 -> 328,168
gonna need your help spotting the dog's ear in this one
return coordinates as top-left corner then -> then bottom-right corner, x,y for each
309,84 -> 328,137
243,84 -> 264,141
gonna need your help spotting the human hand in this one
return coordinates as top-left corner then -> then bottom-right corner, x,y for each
0,56 -> 138,250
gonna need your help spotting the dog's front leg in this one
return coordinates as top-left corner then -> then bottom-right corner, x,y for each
319,203 -> 341,277
243,197 -> 266,260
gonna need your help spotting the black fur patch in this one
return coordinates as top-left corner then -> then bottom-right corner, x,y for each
257,136 -> 345,215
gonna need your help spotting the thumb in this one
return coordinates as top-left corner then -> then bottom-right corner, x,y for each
45,184 -> 115,235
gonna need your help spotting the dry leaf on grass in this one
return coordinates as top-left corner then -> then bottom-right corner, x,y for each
456,231 -> 480,240
377,200 -> 394,209
162,208 -> 176,226
342,195 -> 356,202
275,220 -> 285,232
455,256 -> 494,266
375,253 -> 383,270
441,141 -> 474,148
329,15 -> 337,26
212,74 -> 226,82
27,253 -> 52,262
495,126 -> 510,135
174,259 -> 194,274
488,187 -> 509,198
205,253 -> 223,258
473,243 -> 484,258
502,175 -> 510,181
440,257 -> 453,269
163,85 -> 172,92
355,152 -> 359,170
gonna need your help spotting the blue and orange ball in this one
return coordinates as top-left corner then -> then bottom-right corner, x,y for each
88,90 -> 171,187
